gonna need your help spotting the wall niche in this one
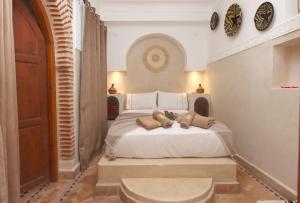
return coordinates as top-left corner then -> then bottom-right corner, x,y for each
273,38 -> 300,88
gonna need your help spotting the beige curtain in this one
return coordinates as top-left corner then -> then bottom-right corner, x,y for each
100,22 -> 107,145
0,126 -> 8,203
0,0 -> 21,202
80,1 -> 107,169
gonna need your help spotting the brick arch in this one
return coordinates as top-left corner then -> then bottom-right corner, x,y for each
43,0 -> 75,161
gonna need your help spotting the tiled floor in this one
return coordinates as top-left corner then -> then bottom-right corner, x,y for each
21,156 -> 285,203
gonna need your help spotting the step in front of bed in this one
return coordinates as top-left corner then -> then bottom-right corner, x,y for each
120,178 -> 214,203
96,157 -> 239,195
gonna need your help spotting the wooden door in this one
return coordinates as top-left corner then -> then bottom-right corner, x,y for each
13,0 -> 50,191
298,91 -> 300,202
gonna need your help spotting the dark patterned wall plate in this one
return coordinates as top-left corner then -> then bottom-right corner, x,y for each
224,4 -> 243,37
210,12 -> 219,30
254,2 -> 274,31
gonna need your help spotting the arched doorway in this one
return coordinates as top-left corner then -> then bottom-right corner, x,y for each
13,0 -> 58,191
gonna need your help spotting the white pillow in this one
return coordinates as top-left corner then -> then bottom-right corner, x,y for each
126,92 -> 157,110
157,91 -> 188,110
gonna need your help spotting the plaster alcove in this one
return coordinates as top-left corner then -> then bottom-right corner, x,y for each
273,37 -> 300,88
107,33 -> 206,94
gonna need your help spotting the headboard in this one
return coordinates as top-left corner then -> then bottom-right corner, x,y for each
194,97 -> 209,117
107,96 -> 119,120
188,94 -> 211,117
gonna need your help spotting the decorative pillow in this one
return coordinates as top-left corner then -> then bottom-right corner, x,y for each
157,91 -> 188,110
126,92 -> 157,110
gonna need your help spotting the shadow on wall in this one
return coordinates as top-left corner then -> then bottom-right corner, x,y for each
107,33 -> 207,94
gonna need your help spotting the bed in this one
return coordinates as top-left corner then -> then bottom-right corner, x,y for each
104,109 -> 235,159
97,92 -> 239,196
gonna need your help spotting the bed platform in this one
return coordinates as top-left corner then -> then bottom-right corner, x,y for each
96,156 -> 240,199
100,105 -> 239,201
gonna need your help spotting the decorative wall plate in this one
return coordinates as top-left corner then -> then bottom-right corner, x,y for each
143,45 -> 169,72
210,12 -> 219,30
224,4 -> 242,37
254,2 -> 274,31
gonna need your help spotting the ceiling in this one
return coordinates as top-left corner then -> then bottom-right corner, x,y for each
95,0 -> 214,2
90,0 -> 217,22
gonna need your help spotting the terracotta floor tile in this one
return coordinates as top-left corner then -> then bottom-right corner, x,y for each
20,156 -> 285,203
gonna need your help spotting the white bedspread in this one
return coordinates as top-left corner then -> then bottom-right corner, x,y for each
107,110 -> 232,159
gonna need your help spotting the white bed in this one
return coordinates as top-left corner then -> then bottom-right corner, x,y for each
107,110 -> 232,159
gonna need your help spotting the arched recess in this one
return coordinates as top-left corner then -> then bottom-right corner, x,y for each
27,0 -> 59,181
127,33 -> 187,69
125,33 -> 188,93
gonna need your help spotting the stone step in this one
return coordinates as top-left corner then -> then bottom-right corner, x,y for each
120,178 -> 214,203
256,201 -> 286,203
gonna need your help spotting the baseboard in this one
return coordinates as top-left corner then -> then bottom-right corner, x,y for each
96,183 -> 121,196
59,162 -> 80,179
235,154 -> 297,201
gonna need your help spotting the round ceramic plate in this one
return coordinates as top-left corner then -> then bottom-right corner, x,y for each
224,4 -> 242,37
254,2 -> 274,31
210,12 -> 219,30
143,45 -> 169,72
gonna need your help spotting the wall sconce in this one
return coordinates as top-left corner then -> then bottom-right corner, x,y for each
107,71 -> 126,94
186,71 -> 206,93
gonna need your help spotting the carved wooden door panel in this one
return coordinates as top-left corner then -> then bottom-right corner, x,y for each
13,0 -> 50,191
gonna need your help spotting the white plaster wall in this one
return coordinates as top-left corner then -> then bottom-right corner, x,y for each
88,0 -> 211,71
206,0 -> 300,195
208,0 -> 299,62
89,0 -> 300,70
273,43 -> 300,87
89,0 -> 212,22
74,0 -> 83,51
83,3 -> 300,193
207,21 -> 300,197
70,0 -> 84,169
106,22 -> 209,71
287,47 -> 300,86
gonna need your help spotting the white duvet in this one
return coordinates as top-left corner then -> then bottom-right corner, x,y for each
107,110 -> 232,159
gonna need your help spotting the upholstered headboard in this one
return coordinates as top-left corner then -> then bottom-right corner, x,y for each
188,94 -> 211,117
107,96 -> 119,120
194,97 -> 209,117
107,93 -> 211,120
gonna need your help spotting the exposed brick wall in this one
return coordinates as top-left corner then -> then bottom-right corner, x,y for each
44,0 -> 75,161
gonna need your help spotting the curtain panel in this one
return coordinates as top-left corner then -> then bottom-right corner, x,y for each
79,1 -> 107,169
0,0 -> 21,202
0,126 -> 8,203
